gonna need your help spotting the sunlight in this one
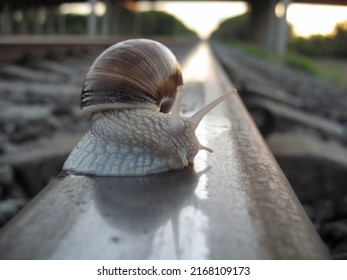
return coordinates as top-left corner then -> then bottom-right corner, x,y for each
287,4 -> 347,37
138,1 -> 248,39
138,1 -> 347,39
60,1 -> 105,16
182,43 -> 211,81
59,1 -> 347,39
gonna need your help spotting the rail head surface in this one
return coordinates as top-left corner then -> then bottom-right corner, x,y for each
0,42 -> 330,259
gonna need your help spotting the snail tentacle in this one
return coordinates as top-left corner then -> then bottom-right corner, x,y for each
189,88 -> 237,129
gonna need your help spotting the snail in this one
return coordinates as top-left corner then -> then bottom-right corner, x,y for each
63,39 -> 236,176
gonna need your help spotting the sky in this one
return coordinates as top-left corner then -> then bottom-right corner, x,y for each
60,1 -> 347,39
287,3 -> 347,37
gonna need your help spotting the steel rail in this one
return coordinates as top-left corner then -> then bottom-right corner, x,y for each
0,35 -> 197,63
0,41 -> 330,259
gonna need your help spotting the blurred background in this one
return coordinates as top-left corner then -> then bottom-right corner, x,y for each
0,0 -> 346,258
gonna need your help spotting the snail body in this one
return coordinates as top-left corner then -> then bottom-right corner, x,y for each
63,39 -> 235,176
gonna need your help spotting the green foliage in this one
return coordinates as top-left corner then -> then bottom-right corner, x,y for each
222,40 -> 342,85
289,20 -> 347,58
212,14 -> 347,86
63,10 -> 197,37
288,35 -> 334,57
212,12 -> 347,59
283,52 -> 344,85
231,41 -> 271,59
137,11 -> 197,37
233,43 -> 318,76
64,14 -> 87,35
333,21 -> 347,57
282,52 -> 318,75
210,13 -> 250,42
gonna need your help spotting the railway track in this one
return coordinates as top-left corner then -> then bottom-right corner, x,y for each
212,42 -> 347,259
0,35 -> 197,63
0,37 -> 330,259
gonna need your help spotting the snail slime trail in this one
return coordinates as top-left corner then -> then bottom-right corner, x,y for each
63,39 -> 236,176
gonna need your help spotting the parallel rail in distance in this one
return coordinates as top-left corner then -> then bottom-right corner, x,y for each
0,40 -> 330,259
0,35 -> 198,63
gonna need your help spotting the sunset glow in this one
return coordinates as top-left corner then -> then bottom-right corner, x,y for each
141,1 -> 248,39
152,1 -> 347,39
60,1 -> 347,39
287,4 -> 347,37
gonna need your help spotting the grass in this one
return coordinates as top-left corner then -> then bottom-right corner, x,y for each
284,53 -> 346,86
310,58 -> 347,88
231,41 -> 272,60
224,41 -> 346,88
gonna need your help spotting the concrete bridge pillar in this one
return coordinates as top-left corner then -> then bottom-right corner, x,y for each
57,10 -> 66,35
19,9 -> 29,34
102,0 -> 120,35
101,0 -> 138,36
88,0 -> 97,36
33,7 -> 46,34
248,0 -> 291,55
1,1 -> 12,34
275,0 -> 291,55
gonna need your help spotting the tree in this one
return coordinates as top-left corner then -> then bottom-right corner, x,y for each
138,11 -> 196,37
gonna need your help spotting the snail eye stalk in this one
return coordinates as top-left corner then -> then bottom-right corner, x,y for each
189,88 -> 237,129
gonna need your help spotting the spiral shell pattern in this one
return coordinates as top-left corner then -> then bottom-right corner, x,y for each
81,39 -> 183,114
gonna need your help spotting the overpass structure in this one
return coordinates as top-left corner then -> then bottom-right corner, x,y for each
1,0 -> 347,54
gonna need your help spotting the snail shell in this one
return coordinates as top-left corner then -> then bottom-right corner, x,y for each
63,39 -> 235,176
81,38 -> 183,115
